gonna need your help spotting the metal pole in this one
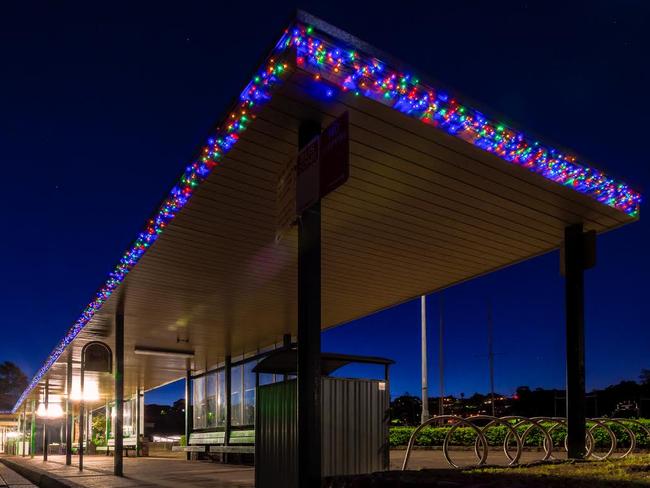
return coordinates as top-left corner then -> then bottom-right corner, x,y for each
43,378 -> 49,461
184,369 -> 191,461
114,307 -> 125,476
487,300 -> 495,417
224,355 -> 232,464
297,120 -> 322,488
79,354 -> 85,471
30,399 -> 35,458
564,223 -> 587,459
66,351 -> 73,465
21,407 -> 26,456
136,388 -> 141,457
439,293 -> 445,416
105,402 -> 110,456
420,295 -> 429,423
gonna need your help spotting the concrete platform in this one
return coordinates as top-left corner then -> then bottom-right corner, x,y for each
0,462 -> 36,488
1,450 -> 567,487
1,455 -> 254,488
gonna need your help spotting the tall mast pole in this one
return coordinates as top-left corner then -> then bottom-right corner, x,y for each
488,300 -> 496,417
439,293 -> 444,416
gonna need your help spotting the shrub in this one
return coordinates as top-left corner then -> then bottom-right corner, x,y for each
388,419 -> 650,449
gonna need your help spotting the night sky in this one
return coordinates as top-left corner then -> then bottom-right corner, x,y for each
1,1 -> 648,406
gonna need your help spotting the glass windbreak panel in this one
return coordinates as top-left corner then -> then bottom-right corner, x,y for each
123,398 -> 134,437
216,370 -> 226,427
230,365 -> 242,426
243,361 -> 256,425
206,372 -> 217,428
193,376 -> 206,429
259,373 -> 275,386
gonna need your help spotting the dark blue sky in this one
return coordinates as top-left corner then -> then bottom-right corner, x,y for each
1,1 -> 648,406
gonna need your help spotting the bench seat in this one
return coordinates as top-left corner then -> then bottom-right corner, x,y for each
209,445 -> 254,454
186,430 -> 254,459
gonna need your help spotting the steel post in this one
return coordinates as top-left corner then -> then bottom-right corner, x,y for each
564,223 -> 587,459
114,308 -> 124,476
297,120 -> 322,488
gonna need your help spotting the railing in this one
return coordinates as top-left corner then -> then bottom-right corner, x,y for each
401,415 -> 650,469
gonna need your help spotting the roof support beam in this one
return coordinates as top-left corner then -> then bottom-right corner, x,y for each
65,352 -> 72,465
184,368 -> 191,461
224,355 -> 232,464
564,223 -> 589,459
297,120 -> 322,487
30,400 -> 35,458
43,378 -> 48,461
114,305 -> 124,476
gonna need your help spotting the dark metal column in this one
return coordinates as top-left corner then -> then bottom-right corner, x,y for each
114,308 -> 125,476
43,378 -> 49,461
564,223 -> 587,459
184,369 -> 191,461
105,402 -> 110,456
65,352 -> 73,465
224,355 -> 232,464
297,120 -> 322,488
21,406 -> 26,457
30,399 -> 35,458
79,354 -> 85,471
136,388 -> 141,457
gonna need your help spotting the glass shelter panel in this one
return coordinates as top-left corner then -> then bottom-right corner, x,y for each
244,361 -> 256,425
193,376 -> 206,430
231,365 -> 242,426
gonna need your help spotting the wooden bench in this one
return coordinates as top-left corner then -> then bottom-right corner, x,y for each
97,437 -> 138,456
181,430 -> 255,457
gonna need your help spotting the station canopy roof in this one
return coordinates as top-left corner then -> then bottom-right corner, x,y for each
13,11 -> 641,413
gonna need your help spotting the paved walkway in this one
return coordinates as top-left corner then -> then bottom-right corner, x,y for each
1,450 -> 565,487
0,462 -> 36,488
2,455 -> 254,488
391,448 -> 566,470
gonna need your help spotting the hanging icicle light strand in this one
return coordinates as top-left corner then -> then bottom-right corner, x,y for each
13,22 -> 641,412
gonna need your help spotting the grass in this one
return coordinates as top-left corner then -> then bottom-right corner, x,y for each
324,455 -> 650,487
465,455 -> 650,486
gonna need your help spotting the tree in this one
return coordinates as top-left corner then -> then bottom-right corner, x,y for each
92,413 -> 107,446
0,362 -> 28,410
389,394 -> 422,426
640,369 -> 650,386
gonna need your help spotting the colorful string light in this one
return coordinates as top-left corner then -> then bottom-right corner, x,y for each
13,21 -> 641,412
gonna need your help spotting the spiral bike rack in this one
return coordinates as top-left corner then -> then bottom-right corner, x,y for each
401,415 -> 488,470
401,415 -> 648,470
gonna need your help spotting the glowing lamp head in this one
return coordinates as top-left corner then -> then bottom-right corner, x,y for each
36,402 -> 63,419
69,379 -> 100,402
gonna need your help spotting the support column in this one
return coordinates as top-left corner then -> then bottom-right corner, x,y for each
114,308 -> 124,476
65,352 -> 73,465
21,407 -> 27,456
79,356 -> 85,472
105,402 -> 110,456
30,400 -> 35,458
224,356 -> 232,464
43,379 -> 49,461
564,223 -> 588,459
297,120 -> 322,488
184,369 -> 191,461
136,388 -> 141,457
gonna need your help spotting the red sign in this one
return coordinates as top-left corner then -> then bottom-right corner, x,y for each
320,111 -> 350,197
294,111 -> 350,215
296,136 -> 320,215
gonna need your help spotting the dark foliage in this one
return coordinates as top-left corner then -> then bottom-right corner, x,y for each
0,361 -> 28,410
